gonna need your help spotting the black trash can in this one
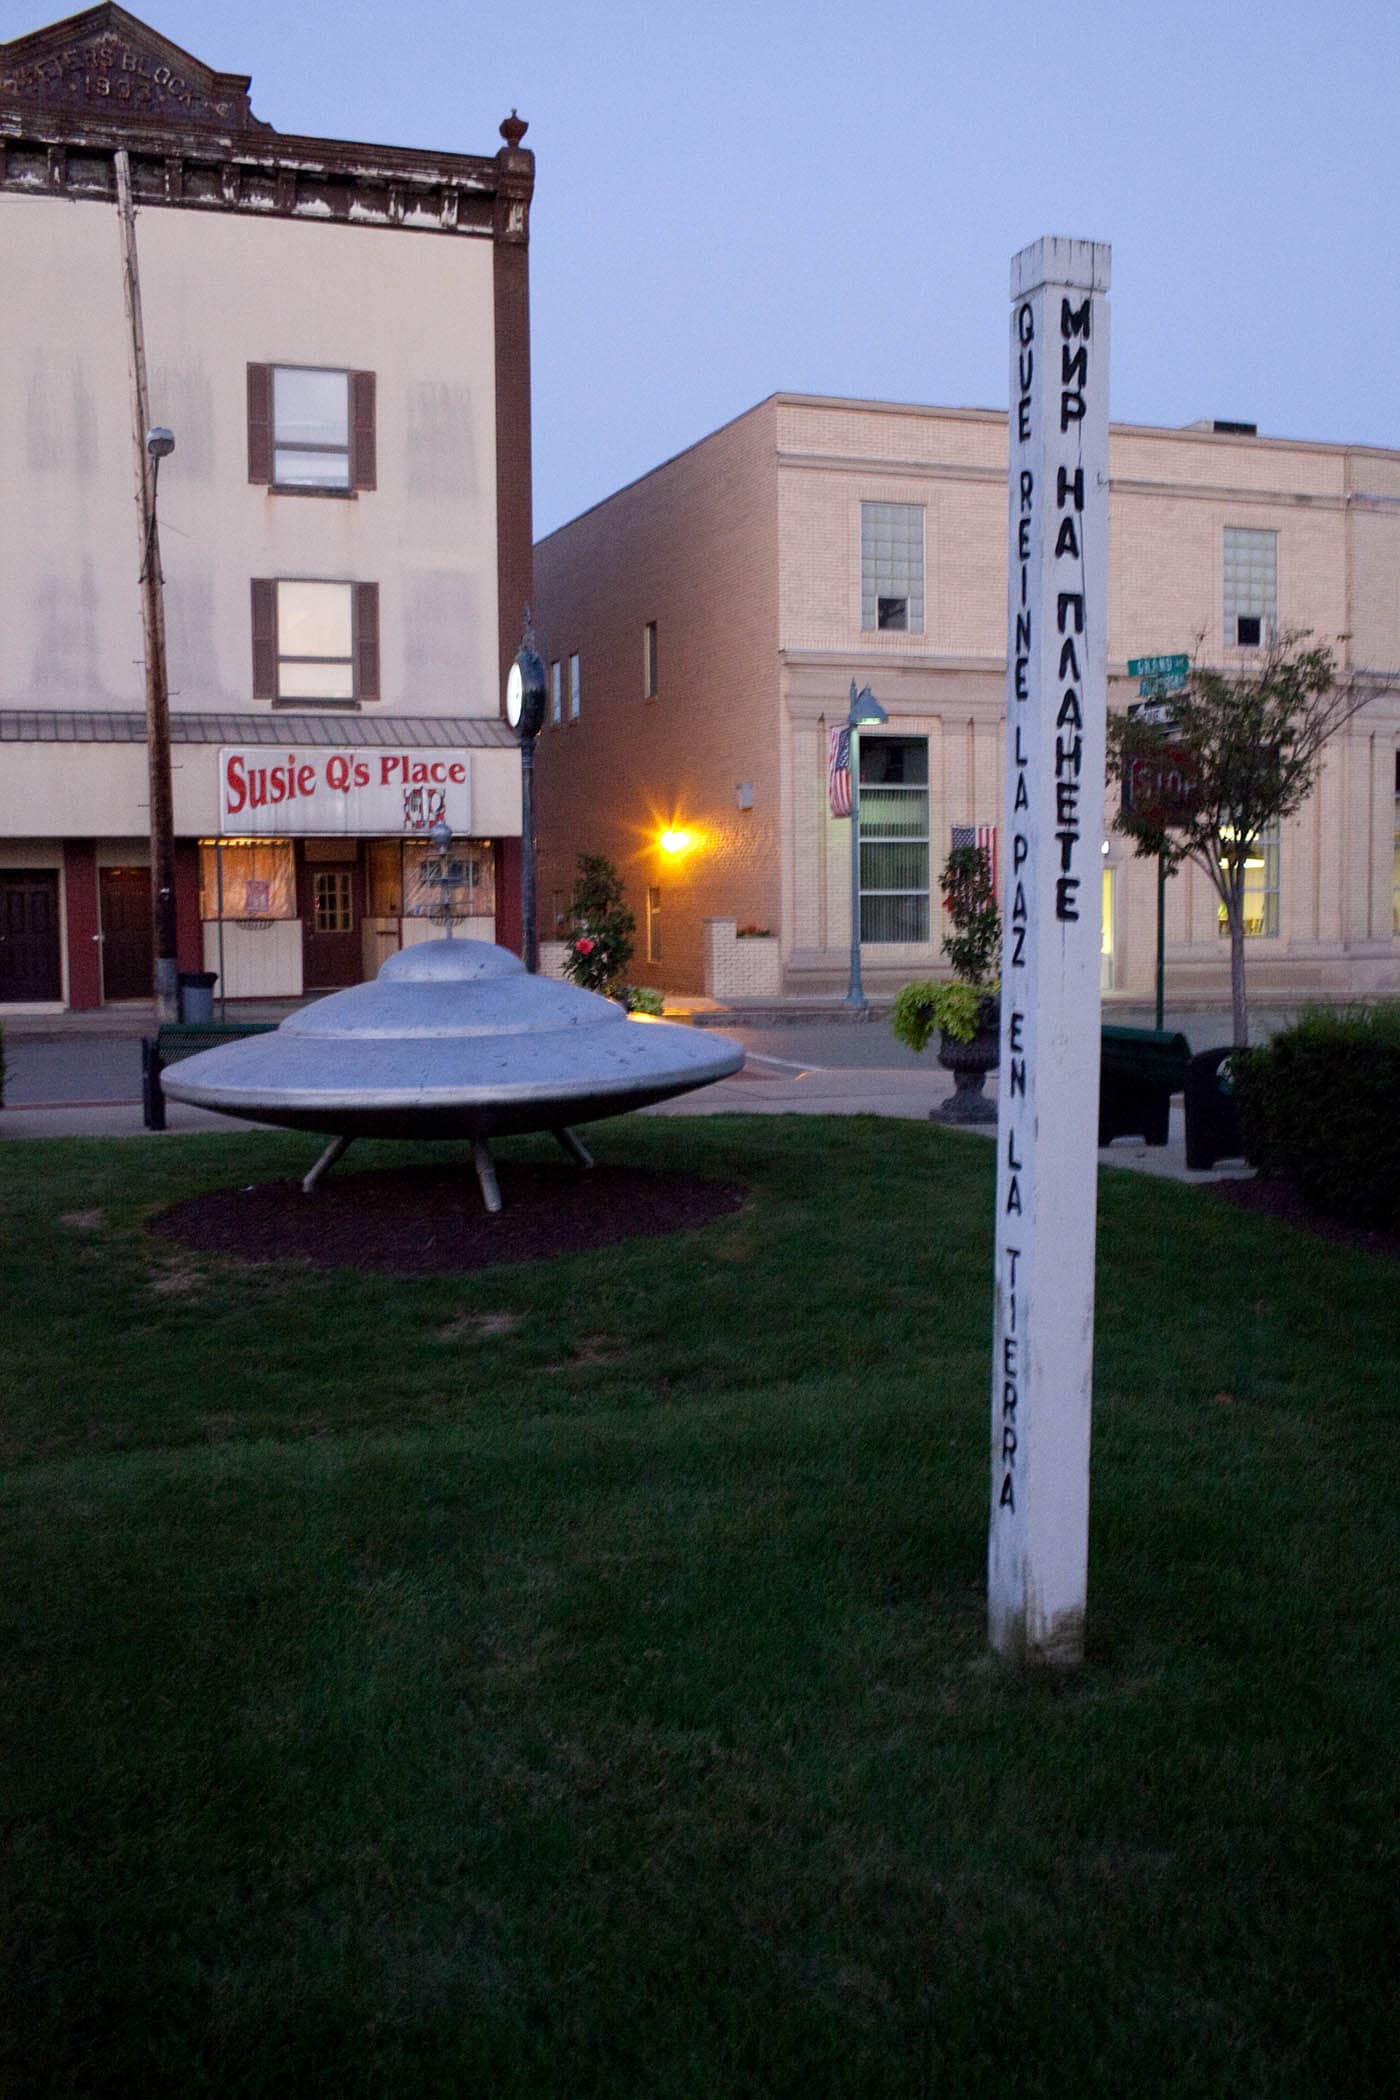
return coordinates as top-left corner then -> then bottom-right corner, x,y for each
1184,1046 -> 1245,1171
177,970 -> 218,1024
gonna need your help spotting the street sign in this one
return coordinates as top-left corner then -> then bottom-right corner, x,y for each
1127,654 -> 1188,679
1126,699 -> 1177,727
1122,744 -> 1201,828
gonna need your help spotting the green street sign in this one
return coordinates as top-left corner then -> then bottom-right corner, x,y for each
1139,674 -> 1187,695
1127,654 -> 1189,679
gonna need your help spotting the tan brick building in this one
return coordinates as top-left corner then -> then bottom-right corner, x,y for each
533,394 -> 1400,1007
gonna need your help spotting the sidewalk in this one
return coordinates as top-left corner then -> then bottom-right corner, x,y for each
0,1035 -> 1247,1185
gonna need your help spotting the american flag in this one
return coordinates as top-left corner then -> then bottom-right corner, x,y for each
951,823 -> 998,897
827,725 -> 852,818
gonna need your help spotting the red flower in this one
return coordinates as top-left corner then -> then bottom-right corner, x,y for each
574,936 -> 595,955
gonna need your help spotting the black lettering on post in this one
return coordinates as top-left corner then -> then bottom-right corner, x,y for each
1013,773 -> 1029,811
1018,303 -> 1035,344
1056,733 -> 1082,776
1055,829 -> 1080,871
1058,639 -> 1081,679
1057,465 -> 1085,511
1003,1337 -> 1018,1373
1061,295 -> 1091,340
999,1472 -> 1015,1511
1002,1425 -> 1018,1459
1057,593 -> 1085,634
1018,518 -> 1032,560
1002,1382 -> 1017,1416
1015,660 -> 1029,701
1060,391 -> 1086,432
1013,835 -> 1029,872
1019,469 -> 1034,508
1056,689 -> 1083,726
1015,612 -> 1031,654
1056,782 -> 1080,826
1009,1012 -> 1025,1051
1018,401 -> 1032,442
1054,516 -> 1081,558
1019,346 -> 1034,391
1056,876 -> 1081,921
1006,1130 -> 1023,1171
1011,926 -> 1027,967
1014,727 -> 1030,764
1009,1056 -> 1027,1093
1005,1176 -> 1022,1216
1060,343 -> 1088,389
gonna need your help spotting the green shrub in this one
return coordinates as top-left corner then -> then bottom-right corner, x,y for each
623,984 -> 666,1015
1231,1004 -> 1400,1227
563,854 -> 635,996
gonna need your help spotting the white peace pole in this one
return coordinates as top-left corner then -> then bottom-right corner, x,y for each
989,238 -> 1111,1668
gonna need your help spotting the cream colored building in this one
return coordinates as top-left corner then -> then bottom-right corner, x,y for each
0,5 -> 534,1011
534,394 -> 1400,1007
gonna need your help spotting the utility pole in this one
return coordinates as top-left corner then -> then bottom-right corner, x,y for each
115,148 -> 180,1023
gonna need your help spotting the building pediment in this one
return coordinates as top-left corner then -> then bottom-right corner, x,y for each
0,4 -> 270,132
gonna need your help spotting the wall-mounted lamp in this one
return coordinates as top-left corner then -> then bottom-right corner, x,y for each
659,828 -> 696,857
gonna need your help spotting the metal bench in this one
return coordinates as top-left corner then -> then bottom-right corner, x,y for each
141,1022 -> 277,1131
1098,1024 -> 1191,1147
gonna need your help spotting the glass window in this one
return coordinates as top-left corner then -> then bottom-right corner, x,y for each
198,839 -> 296,920
644,622 -> 658,698
273,367 -> 350,488
647,886 -> 662,963
858,736 -> 930,942
276,580 -> 354,700
1218,820 -> 1280,938
861,503 -> 925,633
313,871 -> 354,934
402,839 -> 496,920
569,652 -> 580,721
550,660 -> 562,726
1223,527 -> 1277,648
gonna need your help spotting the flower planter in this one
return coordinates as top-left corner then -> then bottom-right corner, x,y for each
935,1000 -> 999,1124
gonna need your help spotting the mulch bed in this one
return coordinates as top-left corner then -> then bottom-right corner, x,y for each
150,1160 -> 747,1276
1210,1173 -> 1400,1265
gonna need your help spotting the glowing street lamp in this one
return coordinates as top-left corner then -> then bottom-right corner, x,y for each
844,679 -> 887,1009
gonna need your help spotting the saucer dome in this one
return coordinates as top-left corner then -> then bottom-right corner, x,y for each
162,939 -> 744,1142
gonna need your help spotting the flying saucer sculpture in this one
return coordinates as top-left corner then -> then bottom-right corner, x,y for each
161,939 -> 744,1211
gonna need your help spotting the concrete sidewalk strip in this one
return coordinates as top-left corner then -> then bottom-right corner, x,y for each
0,1043 -> 1250,1183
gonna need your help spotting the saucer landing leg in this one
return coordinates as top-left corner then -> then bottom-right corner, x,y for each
472,1140 -> 503,1213
554,1127 -> 594,1170
302,1135 -> 351,1195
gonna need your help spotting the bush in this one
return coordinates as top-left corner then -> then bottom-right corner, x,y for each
1231,1004 -> 1400,1227
623,985 -> 666,1016
563,854 -> 635,997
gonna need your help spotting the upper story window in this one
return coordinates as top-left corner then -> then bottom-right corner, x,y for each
861,502 -> 924,633
1223,526 -> 1276,647
550,660 -> 562,726
1218,820 -> 1280,938
569,652 -> 581,721
247,365 -> 377,493
644,621 -> 659,698
250,578 -> 380,706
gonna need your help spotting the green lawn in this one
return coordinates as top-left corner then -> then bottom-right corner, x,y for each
2,1117 -> 1395,2098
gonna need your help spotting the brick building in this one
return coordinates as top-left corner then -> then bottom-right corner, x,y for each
0,4 -> 533,1012
533,394 -> 1400,1007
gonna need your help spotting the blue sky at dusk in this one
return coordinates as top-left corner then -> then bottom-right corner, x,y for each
7,0 -> 1397,535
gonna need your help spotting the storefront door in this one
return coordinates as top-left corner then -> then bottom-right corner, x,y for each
99,866 -> 152,1000
0,870 -> 62,1002
299,856 -> 362,988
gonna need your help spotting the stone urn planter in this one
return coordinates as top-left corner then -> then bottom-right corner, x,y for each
935,997 -> 1000,1124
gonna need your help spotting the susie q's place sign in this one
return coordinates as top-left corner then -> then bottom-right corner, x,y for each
989,238 -> 1110,1671
218,748 -> 472,837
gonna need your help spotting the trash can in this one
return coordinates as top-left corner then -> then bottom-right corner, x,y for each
1184,1046 -> 1245,1171
177,970 -> 218,1024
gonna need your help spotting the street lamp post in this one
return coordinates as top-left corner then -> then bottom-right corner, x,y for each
141,424 -> 179,1023
505,622 -> 548,971
844,679 -> 888,1010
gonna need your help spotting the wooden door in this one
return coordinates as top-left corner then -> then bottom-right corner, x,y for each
99,867 -> 152,1000
299,856 -> 362,988
0,870 -> 61,1002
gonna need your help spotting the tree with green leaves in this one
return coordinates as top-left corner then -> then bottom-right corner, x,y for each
1106,632 -> 1378,1046
563,853 -> 635,997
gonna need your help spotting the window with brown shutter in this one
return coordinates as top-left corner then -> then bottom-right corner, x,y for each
250,579 -> 379,706
249,366 -> 376,493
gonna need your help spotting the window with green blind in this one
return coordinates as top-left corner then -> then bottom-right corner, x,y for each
858,736 -> 929,942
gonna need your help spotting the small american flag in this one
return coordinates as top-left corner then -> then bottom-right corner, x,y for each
951,823 -> 998,897
827,726 -> 852,818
